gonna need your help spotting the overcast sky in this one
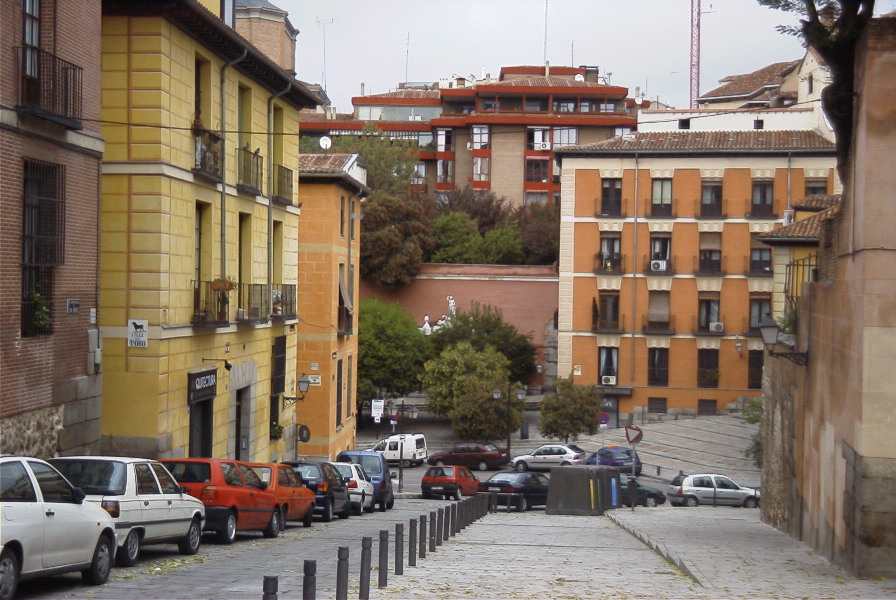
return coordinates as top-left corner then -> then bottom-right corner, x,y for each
280,0 -> 896,112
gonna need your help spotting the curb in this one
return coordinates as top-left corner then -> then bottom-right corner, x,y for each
606,511 -> 704,587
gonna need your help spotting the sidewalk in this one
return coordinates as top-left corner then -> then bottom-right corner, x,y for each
608,506 -> 896,599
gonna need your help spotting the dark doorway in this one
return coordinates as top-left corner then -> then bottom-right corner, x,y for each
189,399 -> 213,458
698,399 -> 718,416
335,359 -> 344,426
234,387 -> 251,459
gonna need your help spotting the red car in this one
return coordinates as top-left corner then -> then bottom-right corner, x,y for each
427,443 -> 509,471
421,465 -> 480,500
244,461 -> 315,529
161,458 -> 279,544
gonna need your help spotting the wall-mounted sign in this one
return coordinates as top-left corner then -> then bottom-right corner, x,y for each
371,399 -> 385,420
297,425 -> 311,443
309,362 -> 320,371
127,319 -> 149,348
307,374 -> 322,386
66,298 -> 80,314
188,368 -> 217,405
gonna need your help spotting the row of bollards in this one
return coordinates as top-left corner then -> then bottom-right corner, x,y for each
260,493 -> 494,599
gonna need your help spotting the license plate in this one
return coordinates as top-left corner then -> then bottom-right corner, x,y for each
489,486 -> 502,492
430,486 -> 442,491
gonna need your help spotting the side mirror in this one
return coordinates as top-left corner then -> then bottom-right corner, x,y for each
258,481 -> 268,490
72,487 -> 86,504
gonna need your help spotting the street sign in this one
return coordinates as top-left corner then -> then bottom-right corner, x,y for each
371,399 -> 385,420
307,374 -> 322,386
297,425 -> 311,443
373,416 -> 381,423
624,424 -> 643,445
389,418 -> 397,426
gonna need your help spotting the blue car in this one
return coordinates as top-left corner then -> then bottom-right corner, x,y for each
336,451 -> 395,511
587,446 -> 642,476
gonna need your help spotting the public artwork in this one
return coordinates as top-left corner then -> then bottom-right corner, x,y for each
420,295 -> 457,336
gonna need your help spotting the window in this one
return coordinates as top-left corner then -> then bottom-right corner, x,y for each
349,199 -> 355,241
135,463 -> 161,495
599,347 -> 618,378
28,462 -> 74,503
336,358 -> 344,424
600,178 -> 622,216
700,181 -> 722,217
753,119 -> 765,130
151,463 -> 181,494
649,234 -> 671,261
552,157 -> 561,184
698,233 -> 722,273
697,350 -> 719,388
435,191 -> 450,207
692,475 -> 714,488
646,291 -> 671,329
473,157 -> 490,181
678,118 -> 691,130
553,98 -> 576,112
270,335 -> 285,431
805,179 -> 827,196
524,192 -> 548,206
418,132 -> 434,149
751,181 -> 774,217
807,73 -> 814,95
651,178 -> 673,216
347,355 -> 353,418
579,99 -> 592,113
648,349 -> 669,386
277,467 -> 291,486
600,233 -> 621,265
698,399 -> 718,415
499,97 -> 522,111
436,160 -> 454,183
436,128 -> 453,152
480,97 -> 498,112
599,102 -> 616,112
524,97 -> 548,112
526,127 -> 551,150
239,464 -> 265,489
340,195 -> 346,237
715,476 -> 739,490
698,294 -> 721,331
596,292 -> 620,330
750,297 -> 772,331
23,0 -> 40,78
194,57 -> 212,125
411,162 -> 426,185
647,397 -> 668,414
1,462 -> 37,502
237,85 -> 251,149
614,127 -> 631,137
750,244 -> 772,275
220,462 -> 241,486
471,125 -> 489,149
552,127 -> 578,148
525,158 -> 549,182
22,160 -> 64,337
749,350 -> 764,389
221,0 -> 234,26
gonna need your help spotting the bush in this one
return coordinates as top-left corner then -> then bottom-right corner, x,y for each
430,212 -> 481,263
360,191 -> 436,288
478,225 -> 525,265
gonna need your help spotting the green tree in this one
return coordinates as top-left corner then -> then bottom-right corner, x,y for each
478,225 -> 525,265
436,186 -> 514,234
516,202 -> 560,265
539,378 -> 601,442
430,212 -> 481,263
357,298 -> 429,412
430,303 -> 536,384
757,0 -> 876,183
360,191 -> 435,288
421,342 -> 522,440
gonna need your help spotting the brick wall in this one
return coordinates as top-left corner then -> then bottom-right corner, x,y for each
235,14 -> 295,73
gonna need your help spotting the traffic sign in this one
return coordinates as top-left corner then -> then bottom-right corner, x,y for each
625,424 -> 643,445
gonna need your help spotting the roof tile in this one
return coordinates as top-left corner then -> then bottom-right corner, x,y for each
793,194 -> 840,212
759,203 -> 840,243
298,153 -> 354,175
557,130 -> 835,155
700,60 -> 800,100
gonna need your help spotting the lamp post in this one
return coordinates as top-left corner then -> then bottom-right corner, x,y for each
759,318 -> 809,366
493,384 -> 525,458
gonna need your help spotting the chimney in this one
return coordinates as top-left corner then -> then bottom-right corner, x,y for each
326,106 -> 336,120
360,82 -> 365,96
545,60 -> 550,78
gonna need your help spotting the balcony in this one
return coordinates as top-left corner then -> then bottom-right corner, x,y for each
785,254 -> 817,310
648,367 -> 669,387
694,317 -> 726,336
595,202 -> 623,218
16,47 -> 82,129
594,253 -> 625,275
272,164 -> 294,206
644,256 -> 674,276
746,205 -> 775,219
643,316 -> 675,335
592,315 -> 623,334
337,304 -> 353,337
237,147 -> 263,196
648,203 -> 673,218
698,368 -> 720,388
749,258 -> 774,277
193,128 -> 223,183
698,201 -> 725,219
694,255 -> 725,276
236,283 -> 270,323
745,318 -> 762,338
192,280 -> 232,327
271,283 -> 297,320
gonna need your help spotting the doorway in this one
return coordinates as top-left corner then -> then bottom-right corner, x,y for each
189,399 -> 213,457
234,387 -> 251,459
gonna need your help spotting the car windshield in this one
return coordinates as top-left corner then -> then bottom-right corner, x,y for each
425,467 -> 454,477
567,444 -> 585,454
609,447 -> 632,458
488,473 -> 526,484
482,444 -> 498,452
293,464 -> 321,481
164,461 -> 211,483
334,464 -> 354,478
50,460 -> 127,495
341,454 -> 384,476
251,466 -> 272,484
415,437 -> 426,449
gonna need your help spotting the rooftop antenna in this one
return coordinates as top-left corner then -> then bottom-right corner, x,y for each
690,1 -> 714,108
404,32 -> 410,84
570,40 -> 574,67
316,17 -> 335,91
543,0 -> 549,67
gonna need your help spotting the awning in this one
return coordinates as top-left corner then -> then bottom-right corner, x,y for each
700,232 -> 722,250
647,291 -> 670,322
338,277 -> 353,313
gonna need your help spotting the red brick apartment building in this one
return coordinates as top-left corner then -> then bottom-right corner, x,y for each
301,65 -> 645,207
0,0 -> 103,456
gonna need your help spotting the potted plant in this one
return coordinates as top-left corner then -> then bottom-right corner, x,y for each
210,277 -> 236,292
269,422 -> 284,441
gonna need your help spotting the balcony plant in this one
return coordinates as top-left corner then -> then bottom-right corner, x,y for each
210,277 -> 236,292
271,287 -> 283,316
30,291 -> 51,332
269,421 -> 284,441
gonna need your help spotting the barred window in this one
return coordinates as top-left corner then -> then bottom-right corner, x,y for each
22,159 -> 64,336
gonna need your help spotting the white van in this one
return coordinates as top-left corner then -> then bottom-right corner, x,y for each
368,434 -> 428,466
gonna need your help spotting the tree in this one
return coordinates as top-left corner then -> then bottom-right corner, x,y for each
421,342 -> 523,440
478,225 -> 525,265
539,378 -> 601,442
516,202 -> 560,265
430,212 -> 481,263
430,303 -> 536,384
436,186 -> 514,234
357,298 -> 429,413
360,191 -> 436,288
758,0 -> 876,184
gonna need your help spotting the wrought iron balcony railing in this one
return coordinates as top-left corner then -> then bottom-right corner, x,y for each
16,46 -> 82,129
192,280 -> 232,327
237,147 -> 263,196
236,283 -> 270,323
193,129 -> 223,182
271,283 -> 297,320
272,164 -> 294,206
594,253 -> 624,275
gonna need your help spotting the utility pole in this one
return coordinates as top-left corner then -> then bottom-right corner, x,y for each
543,0 -> 549,66
317,17 -> 335,91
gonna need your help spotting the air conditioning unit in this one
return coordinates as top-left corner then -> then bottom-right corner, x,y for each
601,375 -> 617,386
535,141 -> 551,151
709,321 -> 725,333
650,259 -> 667,272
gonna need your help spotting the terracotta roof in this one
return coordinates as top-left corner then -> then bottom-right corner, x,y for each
759,203 -> 840,244
298,153 -> 354,174
298,110 -> 355,121
701,60 -> 801,100
365,89 -> 440,99
557,130 -> 835,155
489,76 -> 612,88
793,194 -> 840,212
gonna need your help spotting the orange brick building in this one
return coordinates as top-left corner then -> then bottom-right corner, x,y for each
556,131 -> 837,424
296,154 -> 366,458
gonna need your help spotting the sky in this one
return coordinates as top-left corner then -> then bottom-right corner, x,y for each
280,0 -> 896,113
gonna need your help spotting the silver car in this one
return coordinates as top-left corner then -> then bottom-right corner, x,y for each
511,444 -> 586,471
668,473 -> 760,508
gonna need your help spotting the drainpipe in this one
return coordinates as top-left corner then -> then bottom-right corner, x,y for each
785,151 -> 793,226
219,49 -> 248,279
268,81 -> 292,315
629,152 -> 640,391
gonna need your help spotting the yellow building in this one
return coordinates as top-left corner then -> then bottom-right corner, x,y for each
98,0 -> 318,460
296,154 -> 366,459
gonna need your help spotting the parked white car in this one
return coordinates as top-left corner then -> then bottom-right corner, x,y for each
511,444 -> 587,471
333,462 -> 375,515
50,457 -> 204,566
368,433 -> 428,466
0,456 -> 117,600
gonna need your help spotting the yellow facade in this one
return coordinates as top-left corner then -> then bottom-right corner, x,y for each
99,12 -> 311,461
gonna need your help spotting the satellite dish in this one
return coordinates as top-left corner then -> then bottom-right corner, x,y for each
574,74 -> 585,82
319,136 -> 332,150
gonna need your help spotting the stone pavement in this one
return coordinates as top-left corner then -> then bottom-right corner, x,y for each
608,506 -> 896,599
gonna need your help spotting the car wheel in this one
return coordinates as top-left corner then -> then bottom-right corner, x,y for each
82,533 -> 114,585
263,508 -> 281,538
117,529 -> 141,566
303,506 -> 314,528
354,494 -> 364,516
386,496 -> 395,510
323,498 -> 334,522
517,496 -> 528,512
0,547 -> 20,600
179,517 -> 202,555
477,461 -> 488,472
217,510 -> 237,544
744,497 -> 758,509
646,496 -> 657,508
685,496 -> 699,508
515,461 -> 528,472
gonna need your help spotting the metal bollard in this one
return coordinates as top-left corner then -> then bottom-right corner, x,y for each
302,560 -> 316,600
359,537 -> 372,600
436,508 -> 444,546
443,505 -> 450,541
262,575 -> 278,600
336,546 -> 349,600
378,529 -> 389,589
419,514 -> 427,559
409,519 -> 417,567
395,522 -> 404,576
450,503 -> 457,536
428,512 -> 436,552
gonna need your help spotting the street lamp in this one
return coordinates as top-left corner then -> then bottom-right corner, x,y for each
759,318 -> 809,366
282,374 -> 312,408
493,385 -> 526,457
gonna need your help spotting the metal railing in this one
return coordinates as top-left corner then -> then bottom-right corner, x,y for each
643,315 -> 675,335
271,283 -> 296,319
596,201 -> 623,218
192,280 -> 232,326
694,255 -> 724,276
697,368 -> 720,388
649,203 -> 673,218
592,315 -> 623,333
237,147 -> 263,195
273,164 -> 294,205
16,46 -> 82,128
698,201 -> 724,219
648,367 -> 669,387
785,254 -> 817,310
749,258 -> 773,276
193,129 -> 223,181
237,283 -> 270,323
593,252 -> 624,275
747,204 -> 775,219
